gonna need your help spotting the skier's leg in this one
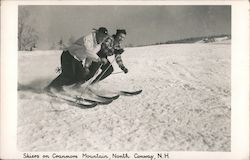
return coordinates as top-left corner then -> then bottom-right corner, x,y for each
74,60 -> 90,84
46,51 -> 76,91
84,62 -> 101,81
91,61 -> 114,84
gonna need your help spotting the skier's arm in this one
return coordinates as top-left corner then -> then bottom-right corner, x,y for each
86,46 -> 102,62
115,52 -> 128,73
84,58 -> 92,68
83,35 -> 101,62
115,54 -> 123,67
101,37 -> 114,56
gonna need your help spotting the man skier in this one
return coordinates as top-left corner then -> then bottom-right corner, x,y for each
84,29 -> 128,84
46,27 -> 109,92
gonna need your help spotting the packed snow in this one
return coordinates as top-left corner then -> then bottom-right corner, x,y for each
17,40 -> 231,151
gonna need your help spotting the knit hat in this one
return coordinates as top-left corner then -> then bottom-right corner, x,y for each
97,27 -> 108,35
116,29 -> 126,35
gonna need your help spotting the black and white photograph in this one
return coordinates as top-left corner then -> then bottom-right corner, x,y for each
0,0 -> 249,160
17,5 -> 231,151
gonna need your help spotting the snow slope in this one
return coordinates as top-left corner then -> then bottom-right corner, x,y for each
18,41 -> 231,151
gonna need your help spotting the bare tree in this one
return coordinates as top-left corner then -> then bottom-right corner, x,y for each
18,7 -> 39,51
58,37 -> 66,50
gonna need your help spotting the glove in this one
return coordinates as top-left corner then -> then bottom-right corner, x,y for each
114,49 -> 124,55
100,58 -> 108,64
96,57 -> 105,64
120,65 -> 128,74
84,67 -> 90,75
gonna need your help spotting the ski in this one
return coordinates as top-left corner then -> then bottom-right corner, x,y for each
83,98 -> 113,105
87,88 -> 120,100
48,92 -> 97,108
95,94 -> 120,100
119,89 -> 143,96
88,87 -> 142,97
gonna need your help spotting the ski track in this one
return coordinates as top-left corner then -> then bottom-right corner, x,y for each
18,42 -> 231,151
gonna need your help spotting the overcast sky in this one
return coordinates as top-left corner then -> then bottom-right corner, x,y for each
20,5 -> 231,49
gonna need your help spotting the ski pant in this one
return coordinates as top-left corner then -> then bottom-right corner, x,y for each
85,58 -> 114,84
47,50 -> 88,89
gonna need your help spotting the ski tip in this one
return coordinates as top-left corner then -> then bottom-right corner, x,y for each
96,94 -> 120,100
112,95 -> 120,100
120,89 -> 142,95
78,103 -> 98,109
84,98 -> 113,105
136,89 -> 143,94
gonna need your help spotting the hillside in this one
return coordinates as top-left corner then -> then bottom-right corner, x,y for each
18,41 -> 231,151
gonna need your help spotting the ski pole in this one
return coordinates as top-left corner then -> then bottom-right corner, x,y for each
92,57 -> 116,84
86,63 -> 103,87
112,71 -> 123,75
79,57 -> 115,97
79,63 -> 103,96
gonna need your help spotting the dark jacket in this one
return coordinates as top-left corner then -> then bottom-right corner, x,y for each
97,35 -> 125,68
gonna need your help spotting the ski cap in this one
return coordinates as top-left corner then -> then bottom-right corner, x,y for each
116,29 -> 126,35
96,27 -> 109,35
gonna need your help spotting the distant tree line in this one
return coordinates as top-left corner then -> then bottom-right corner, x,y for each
164,34 -> 231,44
135,34 -> 231,47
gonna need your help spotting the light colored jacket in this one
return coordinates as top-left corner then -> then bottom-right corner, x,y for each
66,32 -> 101,62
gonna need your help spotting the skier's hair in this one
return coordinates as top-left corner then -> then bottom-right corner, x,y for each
116,29 -> 126,35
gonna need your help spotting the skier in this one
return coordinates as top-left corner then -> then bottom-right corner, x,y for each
45,27 -> 109,92
84,29 -> 128,84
